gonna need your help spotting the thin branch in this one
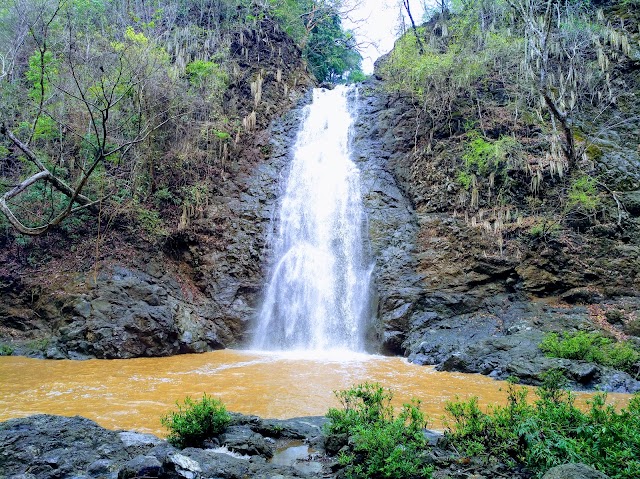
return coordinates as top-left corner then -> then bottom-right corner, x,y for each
1,123 -> 96,208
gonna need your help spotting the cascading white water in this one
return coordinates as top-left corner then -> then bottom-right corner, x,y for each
253,86 -> 372,352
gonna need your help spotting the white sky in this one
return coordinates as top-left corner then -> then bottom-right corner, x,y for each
342,0 -> 428,74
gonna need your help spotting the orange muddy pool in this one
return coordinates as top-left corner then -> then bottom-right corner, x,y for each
0,349 -> 631,436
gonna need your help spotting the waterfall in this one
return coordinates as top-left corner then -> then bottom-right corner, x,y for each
253,86 -> 372,352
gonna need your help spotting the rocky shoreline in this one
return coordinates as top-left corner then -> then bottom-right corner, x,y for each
0,413 -> 611,479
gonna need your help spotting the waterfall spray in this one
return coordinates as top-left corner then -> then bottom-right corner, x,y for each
253,86 -> 372,352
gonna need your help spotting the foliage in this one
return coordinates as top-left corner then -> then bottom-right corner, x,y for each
527,220 -> 561,239
26,338 -> 49,352
325,383 -> 433,479
153,187 -> 178,205
456,170 -> 474,190
0,0 -> 363,237
540,331 -> 640,377
268,0 -> 362,82
161,393 -> 231,448
347,70 -> 367,83
25,49 -> 58,103
445,373 -> 640,479
0,344 -> 14,356
133,202 -> 167,238
462,132 -> 519,176
381,31 -> 479,101
304,12 -> 362,82
185,60 -> 228,91
566,175 -> 600,212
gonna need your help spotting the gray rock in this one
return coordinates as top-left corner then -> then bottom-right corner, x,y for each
324,433 -> 348,456
0,414 -> 333,479
117,455 -> 162,479
119,431 -> 162,450
0,415 -> 142,479
620,190 -> 640,216
351,82 -> 425,352
220,426 -> 274,457
542,463 -> 610,479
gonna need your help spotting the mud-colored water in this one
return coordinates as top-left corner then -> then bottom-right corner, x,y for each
0,349 -> 630,436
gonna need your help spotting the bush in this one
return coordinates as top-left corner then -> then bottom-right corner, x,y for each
444,373 -> 640,479
325,383 -> 433,479
161,394 -> 231,448
567,175 -> 600,213
0,344 -> 14,356
540,331 -> 640,377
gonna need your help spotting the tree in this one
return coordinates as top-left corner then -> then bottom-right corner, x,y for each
268,0 -> 364,82
506,0 -> 631,170
304,11 -> 363,82
0,0 -> 174,235
402,0 -> 424,54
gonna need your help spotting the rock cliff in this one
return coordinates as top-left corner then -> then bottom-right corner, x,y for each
0,16 -> 314,359
350,54 -> 640,391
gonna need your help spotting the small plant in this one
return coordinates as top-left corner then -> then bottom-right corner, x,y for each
161,393 -> 231,448
567,175 -> 600,212
185,60 -> 228,91
0,344 -> 14,356
456,170 -> 474,190
153,187 -> 178,205
540,331 -> 640,377
527,220 -> 561,239
132,202 -> 167,238
27,338 -> 49,352
325,383 -> 433,479
444,372 -> 640,479
462,132 -> 519,176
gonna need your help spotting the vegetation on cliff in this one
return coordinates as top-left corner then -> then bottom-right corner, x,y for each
371,0 -> 640,378
0,0 -> 362,242
380,0 -> 639,247
540,331 -> 640,377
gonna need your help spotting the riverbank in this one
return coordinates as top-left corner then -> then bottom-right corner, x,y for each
0,410 -> 623,479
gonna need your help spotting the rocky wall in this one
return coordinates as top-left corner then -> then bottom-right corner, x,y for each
352,74 -> 640,392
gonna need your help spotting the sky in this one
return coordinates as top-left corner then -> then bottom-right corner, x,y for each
342,0 -> 428,74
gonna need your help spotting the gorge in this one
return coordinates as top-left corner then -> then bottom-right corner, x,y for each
1,0 -> 640,477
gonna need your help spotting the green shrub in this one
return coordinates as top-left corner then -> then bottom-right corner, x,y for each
325,383 -> 433,479
0,344 -> 14,356
444,373 -> 640,479
456,170 -> 474,190
161,393 -> 231,448
528,220 -> 561,239
185,60 -> 227,86
133,202 -> 167,238
567,175 -> 600,212
540,331 -> 640,377
462,132 -> 519,176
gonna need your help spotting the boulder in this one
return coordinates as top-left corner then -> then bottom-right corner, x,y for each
220,426 -> 274,457
542,463 -> 610,479
117,455 -> 163,479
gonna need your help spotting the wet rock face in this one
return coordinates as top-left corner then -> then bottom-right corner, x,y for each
52,267 -> 232,359
353,79 -> 640,392
351,82 -> 424,352
189,95 -> 311,347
